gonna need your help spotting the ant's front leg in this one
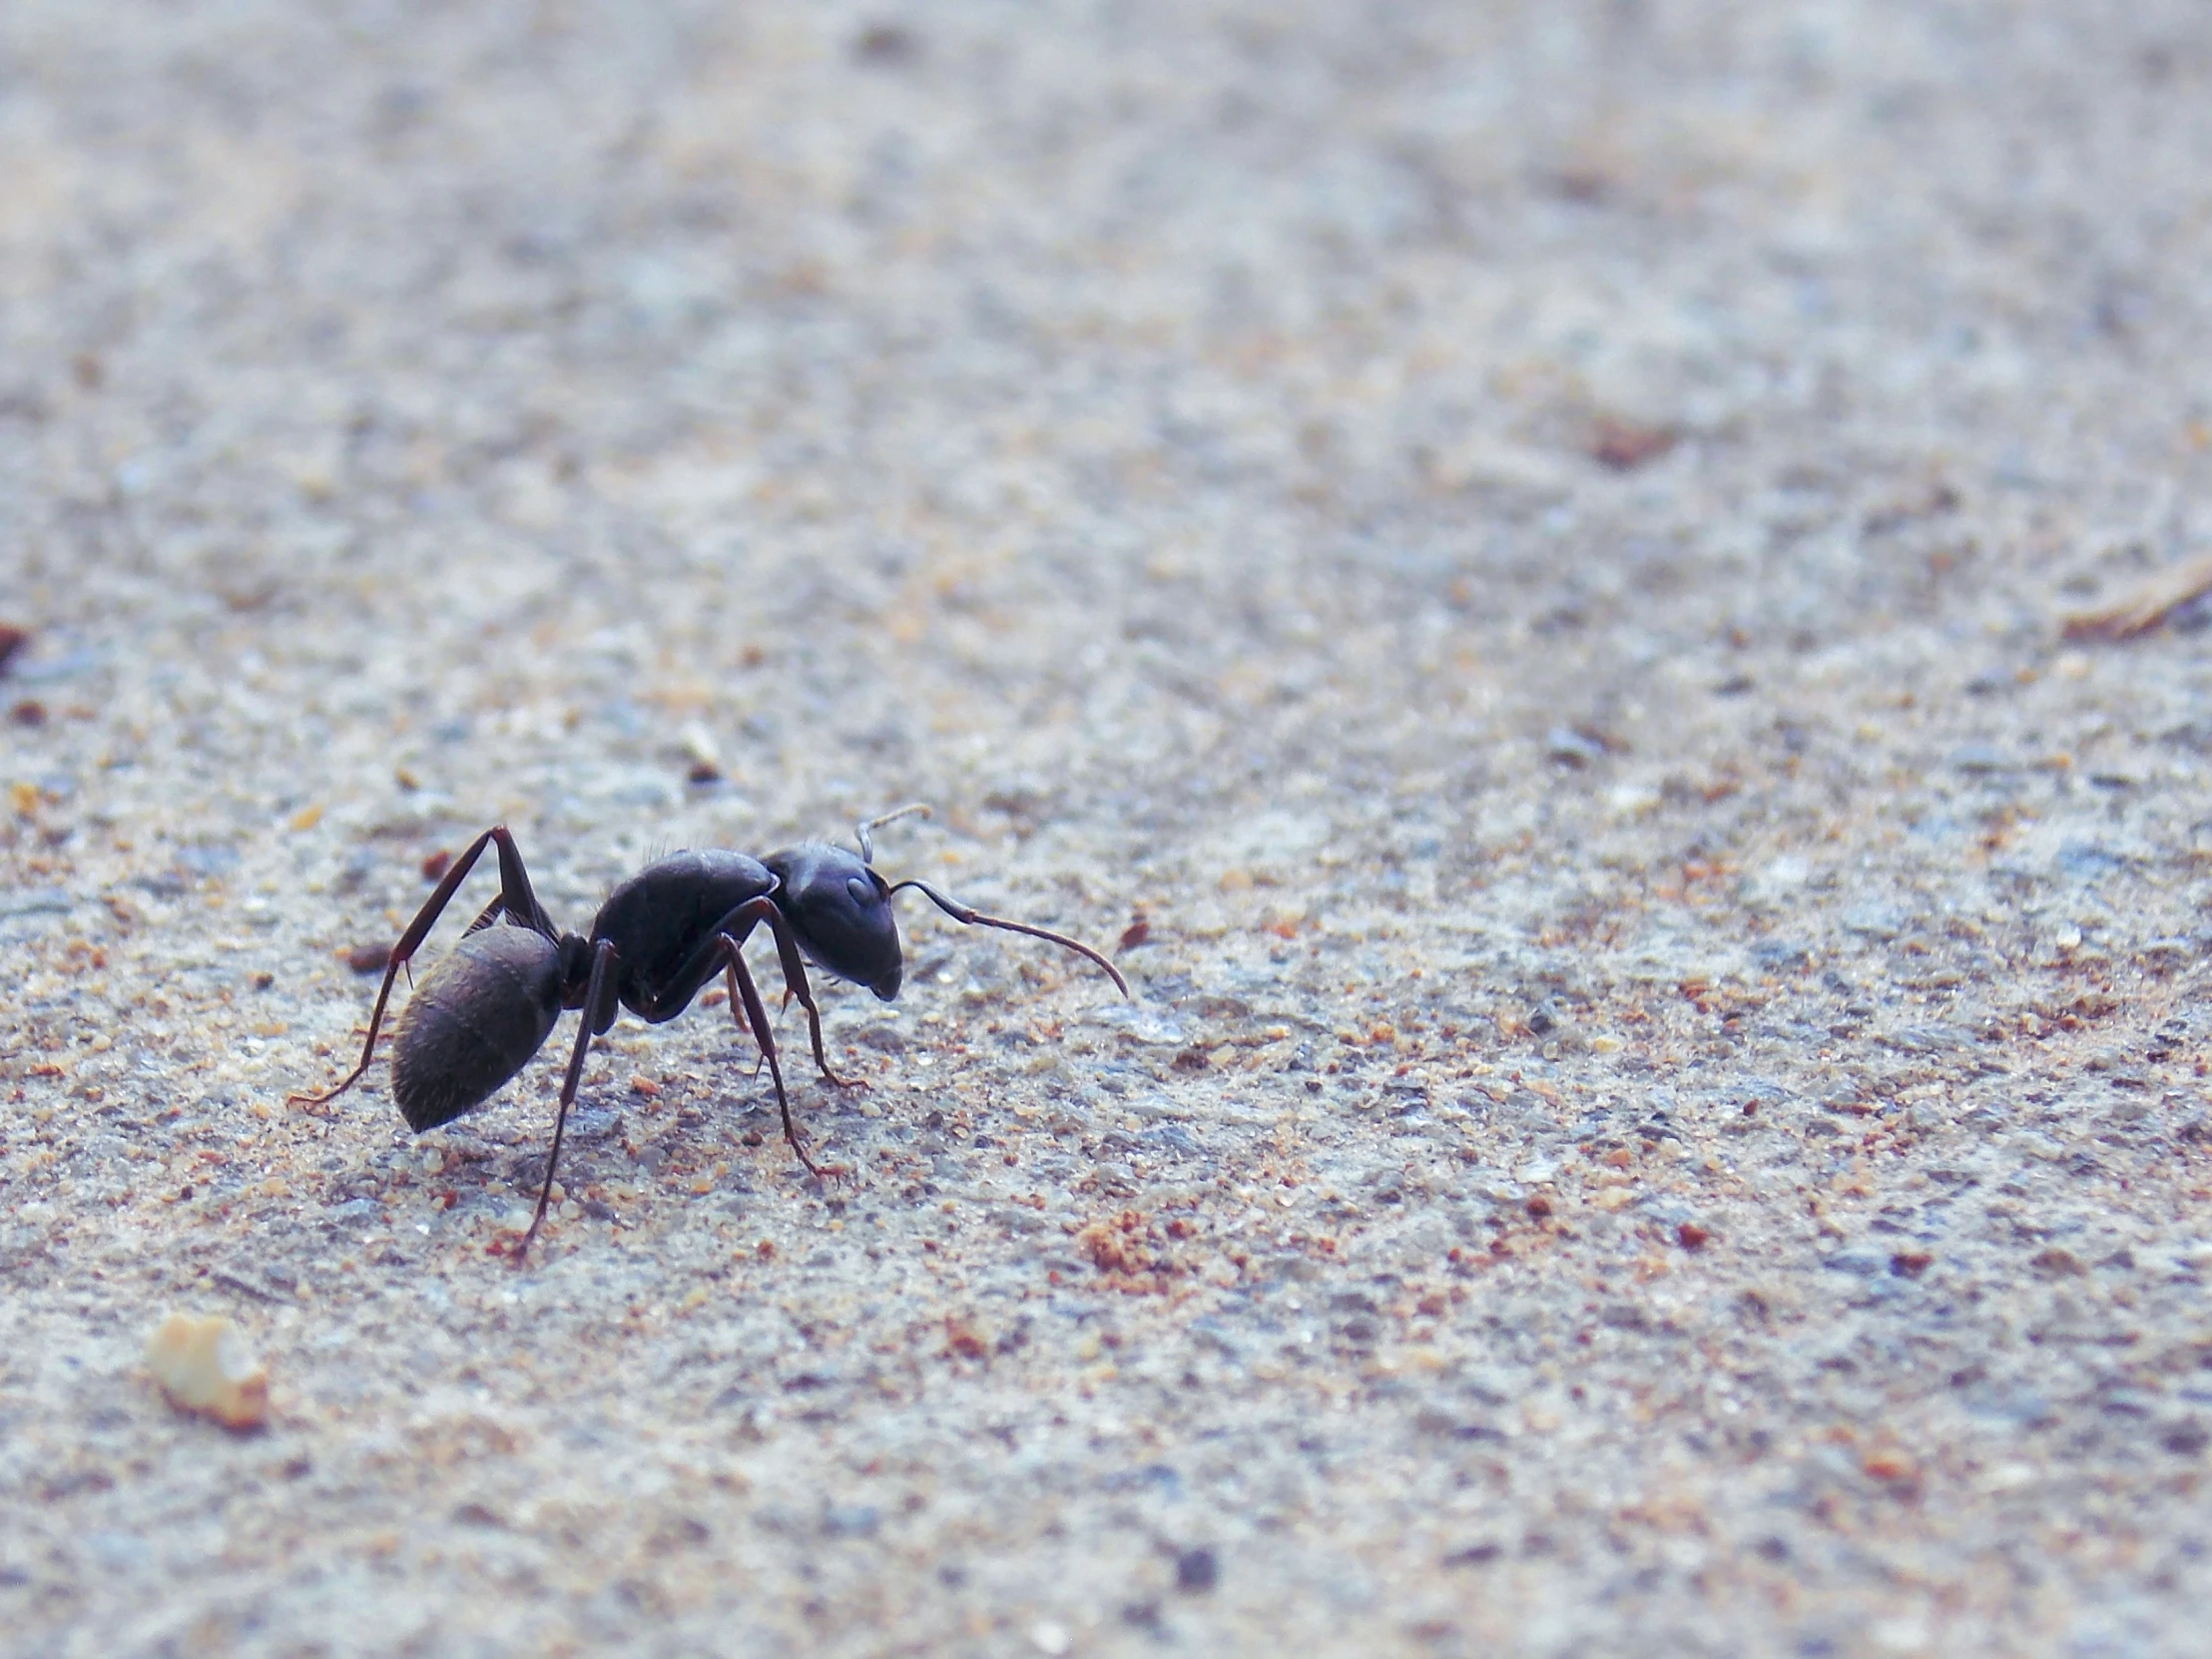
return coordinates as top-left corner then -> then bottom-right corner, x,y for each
750,904 -> 862,1090
625,901 -> 846,1179
290,826 -> 552,1107
664,897 -> 862,1090
713,934 -> 837,1181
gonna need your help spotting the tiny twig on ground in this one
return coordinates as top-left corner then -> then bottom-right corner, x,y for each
2061,551 -> 2212,641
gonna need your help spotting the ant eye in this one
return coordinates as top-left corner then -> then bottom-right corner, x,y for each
845,877 -> 873,909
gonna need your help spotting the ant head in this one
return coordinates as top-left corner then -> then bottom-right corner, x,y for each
764,842 -> 903,1000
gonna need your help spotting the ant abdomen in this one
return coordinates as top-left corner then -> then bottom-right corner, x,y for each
390,924 -> 566,1132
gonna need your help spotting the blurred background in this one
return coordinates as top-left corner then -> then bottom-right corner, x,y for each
7,0 -> 2201,906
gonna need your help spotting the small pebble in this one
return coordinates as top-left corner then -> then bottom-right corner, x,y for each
145,1313 -> 270,1430
1176,1546 -> 1220,1593
680,722 -> 723,784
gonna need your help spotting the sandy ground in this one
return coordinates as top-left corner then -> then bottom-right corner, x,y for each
5,2 -> 2212,1654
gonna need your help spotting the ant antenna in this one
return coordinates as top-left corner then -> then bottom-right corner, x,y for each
854,803 -> 931,865
885,876 -> 1131,998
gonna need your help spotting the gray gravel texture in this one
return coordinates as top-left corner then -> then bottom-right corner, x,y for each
5,2 -> 2212,1655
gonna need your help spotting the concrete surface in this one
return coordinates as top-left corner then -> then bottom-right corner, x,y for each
4,2 -> 2212,1654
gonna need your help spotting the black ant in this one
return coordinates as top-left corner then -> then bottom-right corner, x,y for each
290,806 -> 1128,1258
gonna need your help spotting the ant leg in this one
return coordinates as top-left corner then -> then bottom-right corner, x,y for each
290,826 -> 553,1106
884,878 -> 1131,998
749,902 -> 858,1088
460,894 -> 507,935
722,962 -> 756,1037
622,905 -> 827,1176
724,962 -> 772,1082
717,938 -> 827,1180
517,938 -> 618,1264
642,896 -> 854,1087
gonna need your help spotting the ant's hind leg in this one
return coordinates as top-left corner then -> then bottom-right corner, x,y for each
290,825 -> 550,1107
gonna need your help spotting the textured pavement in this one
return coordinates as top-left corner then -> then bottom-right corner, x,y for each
4,3 -> 2212,1655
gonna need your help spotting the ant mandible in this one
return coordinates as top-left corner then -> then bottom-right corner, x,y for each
289,806 -> 1129,1259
